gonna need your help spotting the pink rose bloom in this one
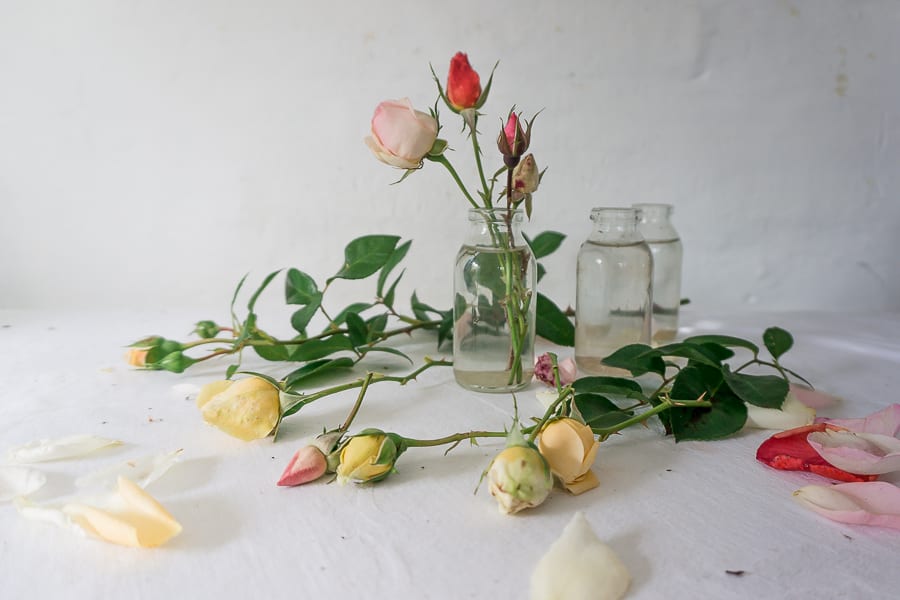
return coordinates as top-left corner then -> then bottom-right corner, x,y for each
534,353 -> 577,387
365,98 -> 438,169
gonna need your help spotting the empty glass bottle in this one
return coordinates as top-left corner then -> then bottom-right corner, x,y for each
453,208 -> 536,392
575,207 -> 652,375
634,203 -> 683,344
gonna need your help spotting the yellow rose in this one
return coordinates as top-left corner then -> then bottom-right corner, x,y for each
487,445 -> 553,514
538,418 -> 600,495
197,377 -> 280,441
125,348 -> 149,367
336,433 -> 397,484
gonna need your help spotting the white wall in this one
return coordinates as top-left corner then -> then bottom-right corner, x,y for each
1,0 -> 898,316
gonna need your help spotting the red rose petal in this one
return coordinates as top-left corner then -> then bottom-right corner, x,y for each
756,423 -> 876,483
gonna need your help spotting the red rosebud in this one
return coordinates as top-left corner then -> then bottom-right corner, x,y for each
497,112 -> 531,166
446,52 -> 481,111
756,423 -> 878,483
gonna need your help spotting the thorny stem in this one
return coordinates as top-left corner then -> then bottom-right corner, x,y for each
592,397 -> 712,441
401,430 -> 507,448
339,372 -> 374,433
281,358 -> 452,418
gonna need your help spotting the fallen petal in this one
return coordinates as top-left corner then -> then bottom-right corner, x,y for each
793,482 -> 900,530
75,449 -> 183,490
7,435 -> 122,463
0,467 -> 47,502
756,424 -> 877,483
745,392 -> 815,430
15,497 -> 86,537
63,477 -> 182,548
530,512 -> 630,600
818,404 -> 900,437
807,431 -> 900,475
789,384 -> 840,409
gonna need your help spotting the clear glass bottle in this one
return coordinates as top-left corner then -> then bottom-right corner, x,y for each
634,203 -> 683,344
453,208 -> 536,392
575,207 -> 653,375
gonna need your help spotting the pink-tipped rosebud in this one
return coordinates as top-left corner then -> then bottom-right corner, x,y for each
277,445 -> 329,487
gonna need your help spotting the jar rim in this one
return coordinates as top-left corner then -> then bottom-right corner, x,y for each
632,202 -> 673,216
467,207 -> 525,221
589,207 -> 637,219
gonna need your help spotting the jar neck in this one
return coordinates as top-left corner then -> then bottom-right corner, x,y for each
633,203 -> 679,242
466,208 -> 526,247
589,207 -> 642,241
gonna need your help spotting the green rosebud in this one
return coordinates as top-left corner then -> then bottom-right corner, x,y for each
192,320 -> 221,339
156,351 -> 196,374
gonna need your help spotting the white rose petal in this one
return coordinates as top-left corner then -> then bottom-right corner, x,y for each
530,512 -> 630,600
75,449 -> 183,490
0,467 -> 48,502
7,434 -> 122,463
745,392 -> 815,430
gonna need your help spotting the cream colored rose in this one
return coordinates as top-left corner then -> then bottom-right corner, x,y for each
538,418 -> 600,495
365,98 -> 438,169
197,377 -> 280,441
487,445 -> 553,514
336,433 -> 396,484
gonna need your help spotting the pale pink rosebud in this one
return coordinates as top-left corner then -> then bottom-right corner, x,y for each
534,353 -> 578,387
277,445 -> 328,487
512,154 -> 540,196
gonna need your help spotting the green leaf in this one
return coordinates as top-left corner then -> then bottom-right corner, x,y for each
683,334 -> 759,356
247,269 -> 282,312
229,273 -> 249,324
723,371 -> 788,409
284,357 -> 354,389
525,231 -> 566,259
285,269 -> 320,305
382,270 -> 404,309
365,313 -> 388,341
573,376 -> 647,402
437,309 -> 453,349
536,263 -> 547,282
329,303 -> 372,328
291,301 -> 321,334
763,327 -> 793,359
654,342 -> 733,367
253,344 -> 291,362
345,313 -> 368,347
358,346 -> 413,364
601,344 -> 666,377
329,235 -> 400,282
233,371 -> 281,389
535,293 -> 575,346
225,364 -> 239,379
574,393 -> 634,431
377,240 -> 411,298
288,335 -> 354,362
667,366 -> 747,441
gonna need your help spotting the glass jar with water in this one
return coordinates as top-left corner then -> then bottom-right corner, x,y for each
575,207 -> 653,375
634,203 -> 683,343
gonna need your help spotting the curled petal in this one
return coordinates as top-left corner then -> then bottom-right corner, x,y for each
818,403 -> 900,437
63,477 -> 182,547
756,424 -> 876,483
0,466 -> 47,502
745,392 -> 815,430
75,449 -> 183,490
807,431 -> 900,475
7,435 -> 122,464
793,482 -> 900,530
530,512 -> 630,600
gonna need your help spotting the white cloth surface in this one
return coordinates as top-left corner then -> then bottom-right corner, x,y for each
0,308 -> 899,599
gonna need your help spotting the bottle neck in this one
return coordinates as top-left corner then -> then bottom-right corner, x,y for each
634,203 -> 679,242
466,208 -> 525,247
588,207 -> 642,242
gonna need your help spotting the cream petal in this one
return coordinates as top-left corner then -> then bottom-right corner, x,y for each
563,470 -> 600,496
75,449 -> 183,490
7,435 -> 122,463
63,477 -> 182,548
793,482 -> 900,530
820,404 -> 900,436
807,431 -> 900,475
0,467 -> 47,502
745,393 -> 816,430
530,512 -> 630,600
15,497 -> 86,537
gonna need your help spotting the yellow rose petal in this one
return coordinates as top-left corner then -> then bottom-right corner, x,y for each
199,377 -> 280,441
195,379 -> 232,409
563,470 -> 600,496
63,477 -> 182,548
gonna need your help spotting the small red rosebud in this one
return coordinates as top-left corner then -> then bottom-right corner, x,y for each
277,445 -> 328,486
497,112 -> 530,165
446,52 -> 481,111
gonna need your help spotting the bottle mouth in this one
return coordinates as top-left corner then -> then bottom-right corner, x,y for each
589,207 -> 637,222
632,203 -> 673,218
468,207 -> 525,222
